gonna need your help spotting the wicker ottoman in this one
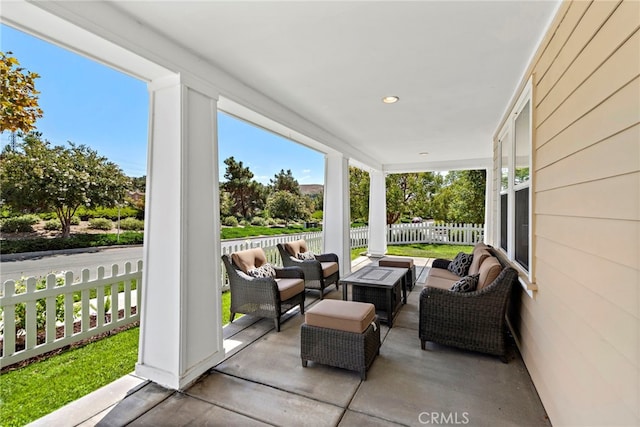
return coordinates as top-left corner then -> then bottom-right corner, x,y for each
301,299 -> 380,380
378,256 -> 416,302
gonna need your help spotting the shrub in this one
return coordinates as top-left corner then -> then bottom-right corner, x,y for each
311,210 -> 323,220
119,217 -> 144,231
250,216 -> 267,226
0,232 -> 144,254
88,218 -> 113,230
0,215 -> 40,233
70,216 -> 80,225
38,212 -> 57,220
222,216 -> 238,227
266,218 -> 277,226
43,219 -> 62,231
239,219 -> 249,226
76,206 -> 139,221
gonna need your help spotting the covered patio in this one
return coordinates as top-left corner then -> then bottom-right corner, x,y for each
33,256 -> 549,427
3,1 -> 638,425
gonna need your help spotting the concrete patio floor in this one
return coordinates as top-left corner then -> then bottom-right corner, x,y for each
31,257 -> 551,427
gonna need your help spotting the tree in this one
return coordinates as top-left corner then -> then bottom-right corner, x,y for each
131,175 -> 146,192
266,190 -> 306,225
0,133 -> 130,237
221,156 -> 265,219
385,173 -> 423,224
349,166 -> 369,223
1,51 -> 43,134
270,169 -> 300,195
447,170 -> 486,224
431,170 -> 486,224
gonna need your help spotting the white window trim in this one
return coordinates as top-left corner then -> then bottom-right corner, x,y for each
496,78 -> 535,294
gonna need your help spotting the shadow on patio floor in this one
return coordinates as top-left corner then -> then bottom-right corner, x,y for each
32,257 -> 551,427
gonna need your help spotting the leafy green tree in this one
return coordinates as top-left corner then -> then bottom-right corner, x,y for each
221,156 -> 265,219
266,190 -> 306,225
349,166 -> 369,223
386,173 -> 425,224
432,170 -> 486,224
1,51 -> 44,135
0,133 -> 130,237
130,175 -> 146,192
270,169 -> 300,195
219,189 -> 234,218
412,172 -> 444,219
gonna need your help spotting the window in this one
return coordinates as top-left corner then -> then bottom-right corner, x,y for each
496,79 -> 532,275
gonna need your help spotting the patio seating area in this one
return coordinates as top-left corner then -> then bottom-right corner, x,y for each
33,257 -> 551,427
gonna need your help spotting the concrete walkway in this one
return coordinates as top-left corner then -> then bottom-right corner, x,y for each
30,257 -> 550,427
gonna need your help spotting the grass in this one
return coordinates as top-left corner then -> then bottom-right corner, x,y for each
0,326 -> 140,427
351,243 -> 473,261
386,243 -> 473,259
0,292 -> 233,427
220,224 -> 321,239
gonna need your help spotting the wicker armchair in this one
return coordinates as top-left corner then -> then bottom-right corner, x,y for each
277,240 -> 340,300
222,248 -> 305,332
419,267 -> 518,361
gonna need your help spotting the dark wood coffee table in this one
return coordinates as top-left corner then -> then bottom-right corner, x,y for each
340,266 -> 405,327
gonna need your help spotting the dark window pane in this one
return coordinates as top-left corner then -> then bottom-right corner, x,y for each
515,187 -> 529,270
500,193 -> 508,251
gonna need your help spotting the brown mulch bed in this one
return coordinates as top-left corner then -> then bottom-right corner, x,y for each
1,307 -> 138,373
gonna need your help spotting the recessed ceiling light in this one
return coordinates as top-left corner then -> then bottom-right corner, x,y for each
382,96 -> 399,104
419,152 -> 429,156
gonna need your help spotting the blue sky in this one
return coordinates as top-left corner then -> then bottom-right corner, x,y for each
1,24 -> 324,185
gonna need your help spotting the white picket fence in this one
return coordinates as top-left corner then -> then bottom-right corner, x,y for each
0,261 -> 142,367
351,222 -> 484,248
0,222 -> 482,367
387,222 -> 484,245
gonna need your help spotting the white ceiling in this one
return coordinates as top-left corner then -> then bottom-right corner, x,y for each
8,1 -> 561,172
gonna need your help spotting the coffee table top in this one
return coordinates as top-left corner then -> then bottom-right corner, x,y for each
340,265 -> 406,288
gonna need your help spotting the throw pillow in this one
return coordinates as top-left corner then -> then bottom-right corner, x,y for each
447,252 -> 474,276
247,263 -> 276,278
297,251 -> 316,261
450,274 -> 480,293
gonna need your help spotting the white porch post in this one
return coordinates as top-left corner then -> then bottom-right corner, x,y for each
367,169 -> 387,256
484,167 -> 492,245
136,74 -> 224,390
323,154 -> 351,275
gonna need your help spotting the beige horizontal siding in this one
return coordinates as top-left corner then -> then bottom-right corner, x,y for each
535,53 -> 639,145
495,0 -> 640,425
536,124 -> 640,192
536,214 -> 639,272
536,78 -> 640,168
535,172 -> 639,220
537,25 -> 640,125
536,0 -> 622,104
532,0 -> 591,87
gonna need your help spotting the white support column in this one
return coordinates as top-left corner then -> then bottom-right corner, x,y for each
367,169 -> 387,256
484,167 -> 492,245
136,74 -> 224,390
323,154 -> 351,276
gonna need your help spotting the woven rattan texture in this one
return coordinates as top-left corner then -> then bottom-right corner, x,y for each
301,318 -> 380,380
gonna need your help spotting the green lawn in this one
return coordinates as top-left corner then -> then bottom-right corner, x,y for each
0,243 -> 471,426
0,291 -> 233,427
351,243 -> 472,261
0,326 -> 140,427
220,224 -> 321,239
